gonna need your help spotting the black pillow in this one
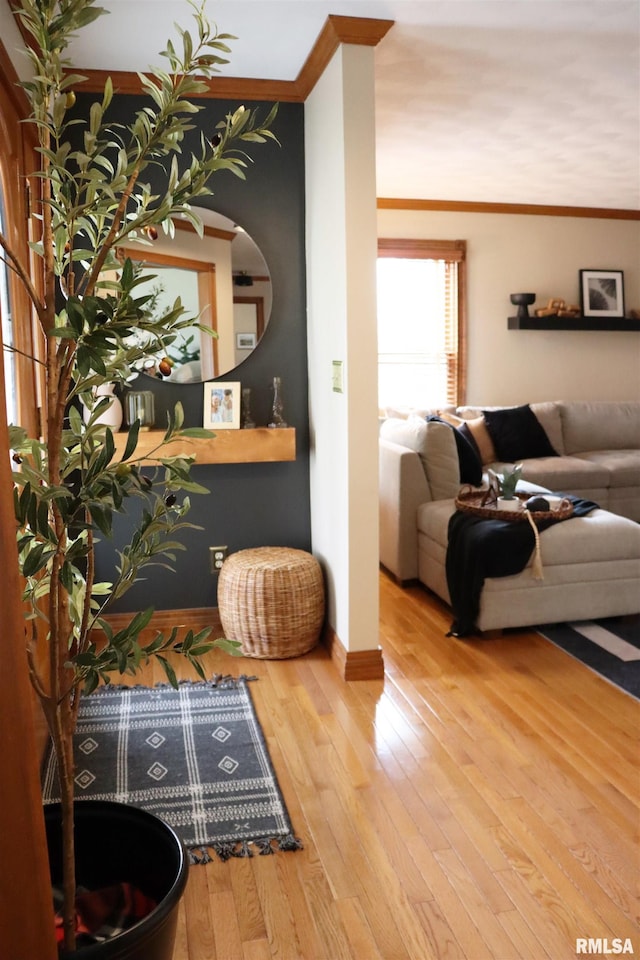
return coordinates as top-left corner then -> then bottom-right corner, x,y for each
426,416 -> 483,485
482,405 -> 557,461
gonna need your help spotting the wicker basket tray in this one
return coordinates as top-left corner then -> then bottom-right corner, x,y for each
455,487 -> 573,523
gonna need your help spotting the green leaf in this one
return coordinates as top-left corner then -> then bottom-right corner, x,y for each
157,655 -> 178,688
214,638 -> 244,657
178,427 -> 215,438
89,503 -> 112,537
22,542 -> 53,578
121,422 -> 140,461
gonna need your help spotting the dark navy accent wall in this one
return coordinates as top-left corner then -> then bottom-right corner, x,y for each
82,94 -> 310,611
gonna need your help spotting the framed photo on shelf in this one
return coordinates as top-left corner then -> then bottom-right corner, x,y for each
203,381 -> 240,430
236,332 -> 256,350
579,269 -> 625,318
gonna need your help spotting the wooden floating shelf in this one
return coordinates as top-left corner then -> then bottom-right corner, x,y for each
508,315 -> 640,331
113,427 -> 296,465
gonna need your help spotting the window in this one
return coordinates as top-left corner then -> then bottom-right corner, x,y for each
377,239 -> 466,412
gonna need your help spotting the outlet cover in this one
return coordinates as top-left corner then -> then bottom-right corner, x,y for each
209,546 -> 228,573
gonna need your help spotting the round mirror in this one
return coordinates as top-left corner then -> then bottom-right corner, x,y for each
122,210 -> 271,382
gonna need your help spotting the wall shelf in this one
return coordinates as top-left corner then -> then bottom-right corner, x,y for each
508,315 -> 640,331
113,427 -> 296,465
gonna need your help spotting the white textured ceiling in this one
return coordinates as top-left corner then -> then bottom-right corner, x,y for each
6,0 -> 640,209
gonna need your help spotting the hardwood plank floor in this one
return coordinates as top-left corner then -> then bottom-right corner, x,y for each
136,571 -> 639,959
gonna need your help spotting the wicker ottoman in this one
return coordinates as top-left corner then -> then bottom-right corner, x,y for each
218,547 -> 325,658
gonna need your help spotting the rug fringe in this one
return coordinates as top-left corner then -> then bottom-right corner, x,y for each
188,834 -> 304,864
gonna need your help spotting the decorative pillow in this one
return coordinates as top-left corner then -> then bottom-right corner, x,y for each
439,411 -> 497,464
379,416 -> 459,499
426,416 -> 482,485
482,404 -> 558,461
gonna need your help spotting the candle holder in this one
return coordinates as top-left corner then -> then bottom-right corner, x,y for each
125,390 -> 155,430
510,293 -> 536,321
241,387 -> 256,428
268,376 -> 288,428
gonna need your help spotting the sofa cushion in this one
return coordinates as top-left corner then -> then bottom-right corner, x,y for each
559,401 -> 640,454
426,416 -> 483,485
482,404 -> 558,461
416,499 -> 455,548
532,509 -> 640,565
572,449 -> 640,488
494,455 -> 610,493
439,411 -> 497,464
379,416 -> 460,500
529,402 -> 564,455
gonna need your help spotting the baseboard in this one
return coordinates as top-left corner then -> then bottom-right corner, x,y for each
322,624 -> 385,681
91,607 -> 221,638
379,564 -> 419,589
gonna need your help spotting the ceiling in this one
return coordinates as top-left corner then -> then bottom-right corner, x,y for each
5,0 -> 640,210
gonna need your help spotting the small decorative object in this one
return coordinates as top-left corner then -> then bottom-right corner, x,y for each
237,332 -> 257,350
579,269 -> 625,318
125,390 -> 155,430
203,381 -> 241,429
234,271 -> 253,287
535,297 -> 580,318
269,376 -> 288,428
510,293 -> 535,321
82,382 -> 123,430
241,387 -> 256,428
495,463 -> 524,511
524,495 -> 550,512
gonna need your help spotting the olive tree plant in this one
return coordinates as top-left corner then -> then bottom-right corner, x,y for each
0,0 -> 276,950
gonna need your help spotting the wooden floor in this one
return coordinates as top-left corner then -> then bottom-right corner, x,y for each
142,572 -> 639,960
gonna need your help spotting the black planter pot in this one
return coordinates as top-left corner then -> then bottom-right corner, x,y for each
44,801 -> 189,959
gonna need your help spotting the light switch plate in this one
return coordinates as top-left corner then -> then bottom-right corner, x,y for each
332,360 -> 343,393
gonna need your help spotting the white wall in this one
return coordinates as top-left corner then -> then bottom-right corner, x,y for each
305,44 -> 379,653
378,208 -> 640,404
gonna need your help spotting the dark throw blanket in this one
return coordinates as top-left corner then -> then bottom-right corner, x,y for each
446,495 -> 599,637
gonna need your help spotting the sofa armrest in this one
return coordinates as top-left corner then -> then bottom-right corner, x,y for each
379,438 -> 431,582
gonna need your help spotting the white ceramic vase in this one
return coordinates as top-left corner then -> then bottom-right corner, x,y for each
83,382 -> 123,431
497,496 -> 522,512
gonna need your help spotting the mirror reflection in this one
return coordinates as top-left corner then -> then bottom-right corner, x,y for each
123,210 -> 271,382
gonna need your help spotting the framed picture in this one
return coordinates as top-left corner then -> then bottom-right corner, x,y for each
236,332 -> 256,350
203,381 -> 240,430
579,269 -> 625,318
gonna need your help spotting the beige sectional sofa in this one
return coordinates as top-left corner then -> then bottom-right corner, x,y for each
379,400 -> 640,632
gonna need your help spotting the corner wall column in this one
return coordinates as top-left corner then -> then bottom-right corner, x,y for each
305,41 -> 383,673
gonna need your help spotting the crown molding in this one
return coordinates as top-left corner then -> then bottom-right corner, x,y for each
34,14 -> 394,102
294,15 -> 393,100
377,197 -> 640,221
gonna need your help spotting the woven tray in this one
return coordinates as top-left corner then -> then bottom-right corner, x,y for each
455,487 -> 574,523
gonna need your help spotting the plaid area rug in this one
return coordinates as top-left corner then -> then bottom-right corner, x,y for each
42,677 -> 302,862
537,615 -> 640,700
